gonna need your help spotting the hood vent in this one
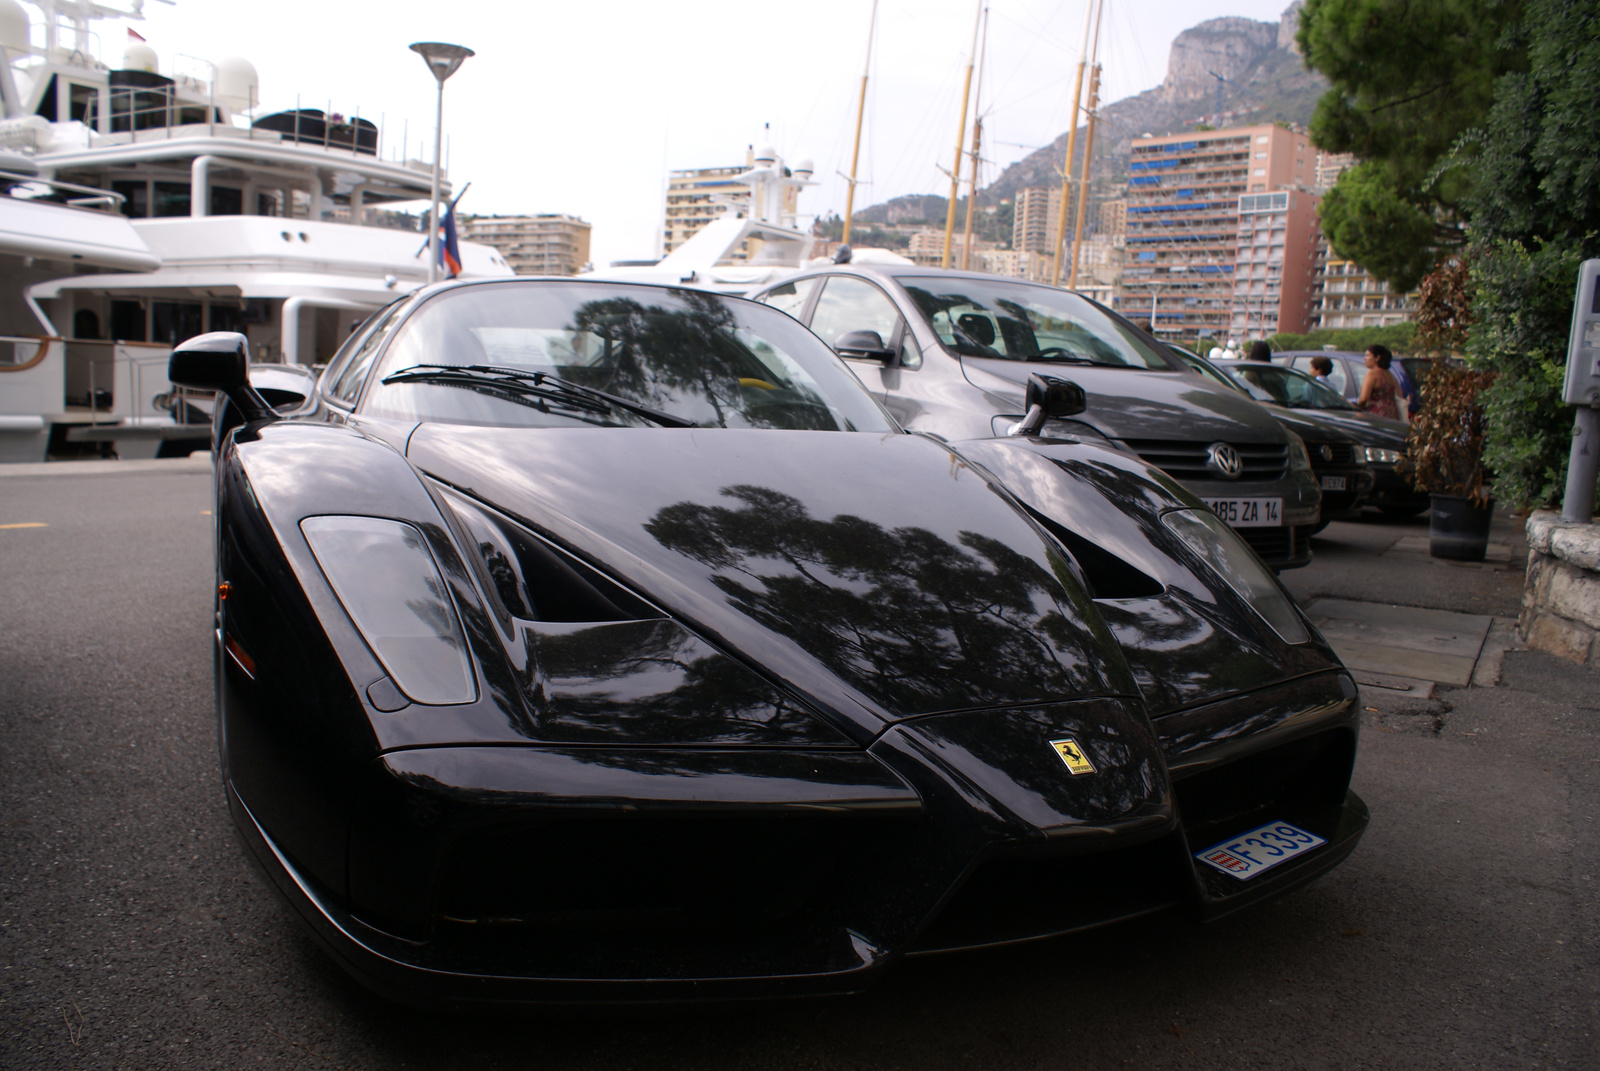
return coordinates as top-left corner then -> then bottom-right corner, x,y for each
440,488 -> 660,624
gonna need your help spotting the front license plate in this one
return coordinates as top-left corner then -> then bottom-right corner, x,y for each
1196,821 -> 1327,880
1201,497 -> 1283,527
1321,475 -> 1347,491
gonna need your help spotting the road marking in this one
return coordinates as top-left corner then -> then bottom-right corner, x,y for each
0,522 -> 47,529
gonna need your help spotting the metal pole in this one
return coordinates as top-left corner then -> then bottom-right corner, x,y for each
1561,406 -> 1599,522
1050,1 -> 1094,288
941,0 -> 983,270
842,0 -> 878,246
428,78 -> 443,285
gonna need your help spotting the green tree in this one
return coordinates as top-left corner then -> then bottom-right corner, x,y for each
1464,0 -> 1600,508
1296,0 -> 1526,290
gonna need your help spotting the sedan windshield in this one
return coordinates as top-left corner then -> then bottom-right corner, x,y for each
1222,364 -> 1358,411
363,283 -> 893,432
899,276 -> 1173,369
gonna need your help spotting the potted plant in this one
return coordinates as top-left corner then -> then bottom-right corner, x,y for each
1408,362 -> 1497,560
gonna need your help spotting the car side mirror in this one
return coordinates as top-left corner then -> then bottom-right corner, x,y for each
1006,374 -> 1087,436
833,329 -> 897,364
168,331 -> 277,423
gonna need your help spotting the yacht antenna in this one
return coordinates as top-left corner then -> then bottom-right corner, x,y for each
940,0 -> 982,269
1051,0 -> 1094,287
840,0 -> 878,246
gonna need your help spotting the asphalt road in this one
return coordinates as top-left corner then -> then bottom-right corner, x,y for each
1,463 -> 1595,1070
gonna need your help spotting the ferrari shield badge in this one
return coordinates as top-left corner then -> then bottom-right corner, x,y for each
1050,737 -> 1095,776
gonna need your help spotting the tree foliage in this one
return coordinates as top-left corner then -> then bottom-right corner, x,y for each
1465,0 -> 1600,509
1297,0 -> 1526,288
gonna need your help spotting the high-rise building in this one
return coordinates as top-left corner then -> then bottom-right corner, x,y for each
1097,199 -> 1127,238
1229,190 -> 1321,337
1114,123 -> 1315,337
1013,187 -> 1063,256
462,214 -> 592,276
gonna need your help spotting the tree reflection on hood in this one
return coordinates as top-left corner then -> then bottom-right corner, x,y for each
646,484 -> 1107,715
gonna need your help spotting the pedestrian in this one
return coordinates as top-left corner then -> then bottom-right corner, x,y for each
1357,344 -> 1402,419
1309,355 -> 1333,379
1385,348 -> 1420,418
1247,340 -> 1273,362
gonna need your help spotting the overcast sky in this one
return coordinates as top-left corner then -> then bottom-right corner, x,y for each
98,0 -> 1295,266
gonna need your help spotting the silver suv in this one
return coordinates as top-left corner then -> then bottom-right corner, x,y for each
751,265 -> 1322,569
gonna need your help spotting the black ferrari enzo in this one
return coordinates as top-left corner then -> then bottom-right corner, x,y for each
170,278 -> 1367,1008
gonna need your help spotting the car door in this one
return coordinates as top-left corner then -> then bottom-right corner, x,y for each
802,274 -> 920,403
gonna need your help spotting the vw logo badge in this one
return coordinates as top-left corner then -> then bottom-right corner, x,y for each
1206,442 -> 1243,479
1319,444 -> 1334,461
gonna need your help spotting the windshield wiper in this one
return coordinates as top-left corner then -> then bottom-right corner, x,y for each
381,364 -> 697,429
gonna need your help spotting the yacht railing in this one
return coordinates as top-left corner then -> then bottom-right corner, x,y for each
0,170 -> 124,211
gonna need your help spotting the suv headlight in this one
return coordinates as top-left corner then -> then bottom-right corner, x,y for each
1364,446 -> 1402,465
301,515 -> 477,705
1162,508 -> 1309,644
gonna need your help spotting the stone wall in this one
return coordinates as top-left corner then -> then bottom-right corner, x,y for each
1520,511 -> 1600,664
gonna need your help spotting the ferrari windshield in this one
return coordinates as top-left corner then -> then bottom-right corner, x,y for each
899,276 -> 1173,369
364,282 -> 893,432
1220,364 -> 1358,411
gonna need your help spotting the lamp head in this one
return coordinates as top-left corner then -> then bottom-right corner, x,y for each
409,41 -> 474,84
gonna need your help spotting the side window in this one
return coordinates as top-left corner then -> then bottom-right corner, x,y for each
899,332 -> 923,370
756,277 -> 818,320
327,302 -> 407,405
808,276 -> 903,354
1326,359 -> 1353,396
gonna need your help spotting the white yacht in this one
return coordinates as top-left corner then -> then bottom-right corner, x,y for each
587,144 -> 909,295
0,0 -> 511,462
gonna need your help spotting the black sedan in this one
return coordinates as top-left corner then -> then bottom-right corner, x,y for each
1210,358 -> 1428,519
748,266 -> 1322,570
1178,355 -> 1376,527
170,278 -> 1367,1008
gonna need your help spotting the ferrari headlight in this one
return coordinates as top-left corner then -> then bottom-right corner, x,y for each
1161,509 -> 1309,644
1286,435 -> 1313,473
1364,446 -> 1402,465
301,516 -> 477,705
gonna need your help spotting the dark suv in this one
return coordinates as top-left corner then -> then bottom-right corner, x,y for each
750,265 -> 1322,569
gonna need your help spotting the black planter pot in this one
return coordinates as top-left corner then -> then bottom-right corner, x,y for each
1428,494 -> 1495,561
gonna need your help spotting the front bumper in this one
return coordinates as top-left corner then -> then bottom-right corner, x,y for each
231,675 -> 1366,1008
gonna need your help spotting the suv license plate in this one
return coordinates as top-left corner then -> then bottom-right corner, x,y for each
1321,475 -> 1347,491
1202,497 -> 1282,527
1196,821 -> 1327,880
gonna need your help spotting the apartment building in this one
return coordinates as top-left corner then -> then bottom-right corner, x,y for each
1114,123 -> 1315,337
462,214 -> 592,276
1229,190 -> 1321,337
662,164 -> 748,257
906,230 -> 996,267
1012,187 -> 1062,256
1097,198 -> 1126,238
1316,256 -> 1418,329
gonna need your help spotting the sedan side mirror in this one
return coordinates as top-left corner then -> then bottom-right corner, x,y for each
833,329 -> 897,364
168,331 -> 277,423
1007,374 -> 1087,436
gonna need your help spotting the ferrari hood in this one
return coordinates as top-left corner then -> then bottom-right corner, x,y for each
960,359 -> 1291,444
407,425 -> 1135,726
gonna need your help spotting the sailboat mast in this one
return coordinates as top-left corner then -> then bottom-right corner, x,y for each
1068,0 -> 1106,291
842,0 -> 880,246
941,0 -> 984,270
1050,2 -> 1095,287
960,6 -> 990,271
961,118 -> 983,269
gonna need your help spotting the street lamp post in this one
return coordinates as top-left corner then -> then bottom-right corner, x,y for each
409,42 -> 474,285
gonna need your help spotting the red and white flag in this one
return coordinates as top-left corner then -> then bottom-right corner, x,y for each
128,28 -> 147,42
